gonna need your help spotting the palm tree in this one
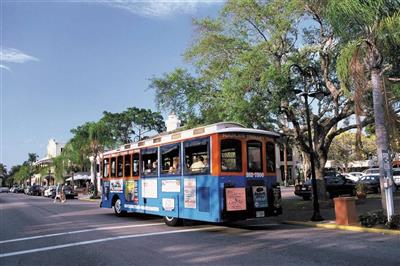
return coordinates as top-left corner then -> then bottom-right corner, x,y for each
327,0 -> 400,218
27,153 -> 38,185
70,121 -> 110,198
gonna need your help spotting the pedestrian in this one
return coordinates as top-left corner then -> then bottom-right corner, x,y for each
54,183 -> 61,203
85,180 -> 89,194
61,184 -> 66,203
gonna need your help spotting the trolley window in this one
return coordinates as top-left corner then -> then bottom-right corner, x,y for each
110,157 -> 116,177
221,139 -> 242,172
103,158 -> 109,178
117,156 -> 123,177
161,144 -> 180,175
124,154 -> 131,177
142,148 -> 158,176
184,137 -> 210,175
266,142 -> 276,172
133,153 -> 139,176
247,140 -> 263,172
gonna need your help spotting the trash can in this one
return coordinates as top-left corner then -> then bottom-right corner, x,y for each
333,197 -> 358,225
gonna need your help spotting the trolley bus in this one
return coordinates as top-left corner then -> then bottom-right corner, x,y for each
100,122 -> 282,226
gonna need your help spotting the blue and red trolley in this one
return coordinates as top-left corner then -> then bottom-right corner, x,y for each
100,122 -> 282,226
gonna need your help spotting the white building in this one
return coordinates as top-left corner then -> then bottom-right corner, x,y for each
32,139 -> 65,185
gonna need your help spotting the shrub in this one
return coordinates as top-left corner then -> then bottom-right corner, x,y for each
359,211 -> 387,227
355,182 -> 367,194
385,214 -> 400,229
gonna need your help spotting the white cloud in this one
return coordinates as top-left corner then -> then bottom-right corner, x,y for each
104,0 -> 223,18
0,64 -> 11,71
0,48 -> 39,63
0,47 -> 39,71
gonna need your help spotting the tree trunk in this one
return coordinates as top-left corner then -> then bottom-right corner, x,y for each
91,156 -> 98,197
370,68 -> 395,217
301,145 -> 328,200
283,142 -> 288,186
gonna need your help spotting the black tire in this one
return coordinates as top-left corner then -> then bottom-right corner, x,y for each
113,198 -> 126,217
302,196 -> 311,201
163,216 -> 183,226
376,187 -> 381,194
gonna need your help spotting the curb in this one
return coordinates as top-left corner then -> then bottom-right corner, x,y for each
78,198 -> 101,203
283,220 -> 400,236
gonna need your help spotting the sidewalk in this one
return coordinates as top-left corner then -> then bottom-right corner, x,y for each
77,193 -> 101,203
277,190 -> 400,235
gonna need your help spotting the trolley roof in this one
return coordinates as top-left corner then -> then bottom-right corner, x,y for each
103,122 -> 280,156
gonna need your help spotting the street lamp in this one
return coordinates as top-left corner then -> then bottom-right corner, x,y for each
289,64 -> 326,222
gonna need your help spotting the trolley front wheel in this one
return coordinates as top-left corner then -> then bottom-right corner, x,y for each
113,198 -> 127,217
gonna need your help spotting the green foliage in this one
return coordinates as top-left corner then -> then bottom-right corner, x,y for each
328,132 -> 376,168
13,165 -> 30,183
359,211 -> 400,229
385,214 -> 400,229
100,107 -> 166,144
359,210 -> 387,228
152,0 -> 305,130
336,40 -> 361,94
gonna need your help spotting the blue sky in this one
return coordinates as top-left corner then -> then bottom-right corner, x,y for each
1,0 -> 224,168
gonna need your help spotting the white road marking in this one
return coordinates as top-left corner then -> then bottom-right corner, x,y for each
0,223 -> 164,244
0,226 -> 220,258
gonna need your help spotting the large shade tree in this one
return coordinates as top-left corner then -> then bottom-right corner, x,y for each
150,0 -> 378,198
101,107 -> 166,145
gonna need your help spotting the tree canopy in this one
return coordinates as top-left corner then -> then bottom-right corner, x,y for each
150,0 -> 383,181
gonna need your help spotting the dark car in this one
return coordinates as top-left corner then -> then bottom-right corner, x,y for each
63,185 -> 78,199
51,185 -> 77,199
294,175 -> 356,200
13,186 -> 24,193
357,175 -> 381,193
28,185 -> 44,196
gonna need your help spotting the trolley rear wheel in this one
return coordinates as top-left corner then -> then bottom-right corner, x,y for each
163,216 -> 182,226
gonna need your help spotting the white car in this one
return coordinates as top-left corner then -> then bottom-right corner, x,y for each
342,172 -> 363,182
43,186 -> 56,197
0,187 -> 10,193
392,168 -> 400,188
362,168 -> 380,176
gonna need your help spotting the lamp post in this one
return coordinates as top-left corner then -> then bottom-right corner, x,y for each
47,169 -> 51,186
289,64 -> 325,222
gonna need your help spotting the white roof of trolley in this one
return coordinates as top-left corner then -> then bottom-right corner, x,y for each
103,122 -> 279,156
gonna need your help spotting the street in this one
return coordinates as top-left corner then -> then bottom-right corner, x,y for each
1,193 -> 399,266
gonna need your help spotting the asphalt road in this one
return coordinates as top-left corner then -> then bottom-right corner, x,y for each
1,193 -> 399,266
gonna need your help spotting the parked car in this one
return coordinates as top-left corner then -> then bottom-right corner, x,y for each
0,187 -> 10,193
342,172 -> 363,182
15,186 -> 24,193
27,185 -> 44,196
63,185 -> 78,199
357,175 -> 381,193
43,186 -> 56,197
362,168 -> 380,176
294,175 -> 356,200
392,168 -> 400,189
